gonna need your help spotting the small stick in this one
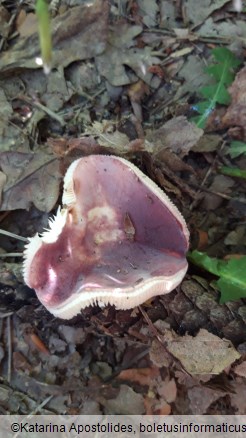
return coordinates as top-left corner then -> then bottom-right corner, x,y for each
19,95 -> 65,126
0,229 -> 29,242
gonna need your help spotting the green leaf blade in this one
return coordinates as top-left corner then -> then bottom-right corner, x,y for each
228,141 -> 246,158
200,84 -> 231,105
188,251 -> 246,302
212,47 -> 241,68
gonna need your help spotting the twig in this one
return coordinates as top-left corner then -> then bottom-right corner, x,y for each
13,395 -> 54,438
0,229 -> 28,242
18,95 -> 65,126
189,141 -> 225,211
139,305 -> 192,377
189,182 -> 246,204
29,395 -> 54,415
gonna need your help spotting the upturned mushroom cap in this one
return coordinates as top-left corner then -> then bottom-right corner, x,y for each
23,155 -> 189,319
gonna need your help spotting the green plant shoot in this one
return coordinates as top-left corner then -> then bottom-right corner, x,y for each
219,165 -> 246,179
36,0 -> 52,74
188,250 -> 246,302
192,47 -> 241,129
228,140 -> 246,158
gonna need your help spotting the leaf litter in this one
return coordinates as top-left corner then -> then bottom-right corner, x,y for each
0,0 -> 245,416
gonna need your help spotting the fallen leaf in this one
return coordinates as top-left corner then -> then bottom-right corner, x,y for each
137,0 -> 158,27
0,151 -> 61,212
117,367 -> 160,387
230,379 -> 246,413
83,121 -> 151,154
185,0 -> 230,25
102,385 -> 145,414
13,351 -> 32,373
155,402 -> 171,415
149,339 -> 172,368
197,229 -> 209,250
198,17 -> 246,40
18,13 -> 37,37
222,66 -> 246,140
178,55 -> 214,95
188,385 -> 224,414
202,175 -> 235,210
166,328 -> 241,374
96,21 -> 160,86
157,378 -> 177,403
148,116 -> 203,157
144,395 -> 171,415
192,134 -> 221,153
233,361 -> 246,378
0,0 -> 109,73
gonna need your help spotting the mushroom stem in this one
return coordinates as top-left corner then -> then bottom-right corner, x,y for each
0,253 -> 23,257
0,229 -> 29,242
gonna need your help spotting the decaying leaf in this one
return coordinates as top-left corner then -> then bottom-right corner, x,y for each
234,361 -> 246,378
102,385 -> 145,415
147,116 -> 203,157
188,385 -> 224,414
137,0 -> 158,27
165,328 -> 240,374
117,367 -> 159,387
96,20 -> 160,87
192,134 -> 221,153
157,378 -> 177,404
0,151 -> 61,212
83,121 -> 151,154
185,0 -> 230,25
222,66 -> 246,140
0,0 -> 109,73
149,339 -> 172,368
230,379 -> 246,414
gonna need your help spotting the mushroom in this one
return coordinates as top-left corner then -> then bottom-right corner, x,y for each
23,155 -> 189,319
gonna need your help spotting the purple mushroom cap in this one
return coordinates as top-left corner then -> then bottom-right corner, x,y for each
23,155 -> 189,319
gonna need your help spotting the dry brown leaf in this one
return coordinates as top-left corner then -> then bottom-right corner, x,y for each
166,328 -> 241,375
222,66 -> 246,140
0,151 -> 61,212
0,0 -> 108,73
85,122 -> 130,150
188,385 -> 224,414
230,378 -> 246,414
96,21 -> 160,86
18,13 -> 37,37
102,385 -> 145,415
157,378 -> 177,403
233,361 -> 246,378
117,367 -> 160,387
155,402 -> 171,415
149,339 -> 172,368
144,395 -> 171,415
192,134 -> 221,153
202,175 -> 235,211
185,0 -> 230,25
83,122 -> 151,155
147,116 -> 203,158
155,149 -> 194,173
